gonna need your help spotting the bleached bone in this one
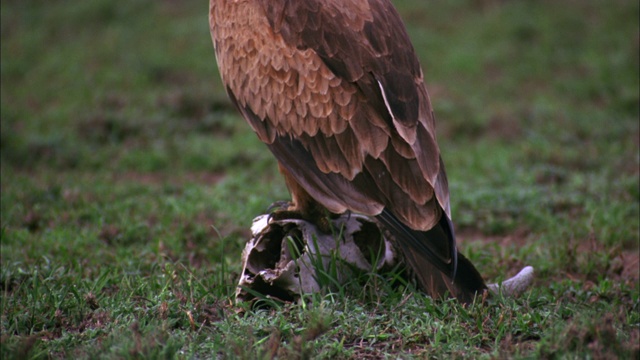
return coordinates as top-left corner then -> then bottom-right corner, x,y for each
487,266 -> 535,297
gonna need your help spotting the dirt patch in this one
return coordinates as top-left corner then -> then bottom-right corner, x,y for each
461,229 -> 639,285
539,312 -> 640,359
112,171 -> 225,186
459,228 -> 531,249
575,237 -> 639,284
619,249 -> 639,282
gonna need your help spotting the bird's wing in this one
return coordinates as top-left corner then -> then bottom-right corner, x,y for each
212,0 -> 473,289
256,0 -> 450,220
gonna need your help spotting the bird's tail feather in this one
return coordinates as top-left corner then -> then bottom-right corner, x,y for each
400,244 -> 487,304
376,209 -> 486,303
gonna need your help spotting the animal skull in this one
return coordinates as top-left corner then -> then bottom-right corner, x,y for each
236,213 -> 534,303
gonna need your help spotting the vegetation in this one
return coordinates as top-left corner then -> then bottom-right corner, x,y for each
1,0 -> 638,358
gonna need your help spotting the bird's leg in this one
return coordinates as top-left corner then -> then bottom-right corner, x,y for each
267,202 -> 332,228
267,197 -> 335,234
268,163 -> 335,233
266,200 -> 306,223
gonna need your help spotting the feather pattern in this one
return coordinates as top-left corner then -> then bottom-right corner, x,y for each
210,0 -> 486,301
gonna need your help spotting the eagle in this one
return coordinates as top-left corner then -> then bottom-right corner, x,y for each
209,0 -> 487,303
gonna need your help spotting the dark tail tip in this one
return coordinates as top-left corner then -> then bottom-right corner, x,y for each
376,209 -> 486,303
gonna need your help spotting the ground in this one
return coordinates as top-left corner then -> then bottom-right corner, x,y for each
1,0 -> 638,358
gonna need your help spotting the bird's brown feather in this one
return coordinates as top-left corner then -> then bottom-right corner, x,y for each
210,0 -> 486,301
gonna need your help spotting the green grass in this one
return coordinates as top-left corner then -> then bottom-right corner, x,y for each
1,0 -> 638,358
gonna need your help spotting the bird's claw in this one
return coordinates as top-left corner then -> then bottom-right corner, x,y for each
266,200 -> 293,214
266,201 -> 308,226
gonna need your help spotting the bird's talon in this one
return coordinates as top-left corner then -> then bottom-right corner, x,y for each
268,209 -> 305,223
266,201 -> 292,214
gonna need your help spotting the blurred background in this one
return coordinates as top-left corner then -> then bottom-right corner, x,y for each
1,0 -> 640,280
2,0 -> 637,250
1,0 -> 638,357
1,0 -> 640,284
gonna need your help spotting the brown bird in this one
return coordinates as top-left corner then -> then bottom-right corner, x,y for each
209,0 -> 487,303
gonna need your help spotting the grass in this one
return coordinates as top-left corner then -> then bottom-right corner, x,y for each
1,0 -> 638,358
